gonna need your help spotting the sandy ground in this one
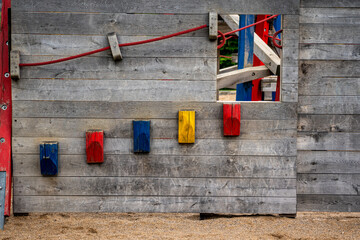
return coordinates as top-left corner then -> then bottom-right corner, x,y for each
1,212 -> 359,239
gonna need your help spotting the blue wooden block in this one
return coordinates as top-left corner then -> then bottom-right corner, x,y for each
236,15 -> 255,101
272,15 -> 281,102
133,121 -> 150,153
40,142 -> 59,176
0,172 -> 6,231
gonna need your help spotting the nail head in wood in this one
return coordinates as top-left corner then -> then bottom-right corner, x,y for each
10,50 -> 20,80
209,12 -> 218,40
107,32 -> 123,61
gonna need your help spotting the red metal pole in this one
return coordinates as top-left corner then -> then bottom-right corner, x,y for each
0,0 -> 12,216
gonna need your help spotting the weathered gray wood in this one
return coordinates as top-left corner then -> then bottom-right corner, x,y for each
12,34 -> 217,58
297,151 -> 360,174
13,154 -> 296,178
300,8 -> 360,25
300,25 -> 360,44
107,32 -> 122,61
13,101 -> 298,120
301,0 -> 360,8
12,79 -> 216,102
299,77 -> 360,96
281,67 -> 298,84
300,44 -> 360,60
254,34 -> 281,75
297,174 -> 360,195
219,65 -> 237,74
282,43 -> 299,67
13,196 -> 297,214
14,177 -> 296,197
12,0 -> 300,14
12,137 -> 297,156
208,12 -> 218,40
297,132 -> 360,151
217,66 -> 271,90
299,60 -> 360,78
283,15 -> 299,29
219,15 -> 239,36
12,118 -> 296,139
12,12 -> 209,36
281,84 -> 298,103
297,195 -> 360,212
10,50 -> 20,80
298,115 -> 360,132
19,56 -> 217,81
298,96 -> 360,114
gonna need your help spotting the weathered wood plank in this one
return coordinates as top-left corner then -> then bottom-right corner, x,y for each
12,118 -> 296,140
12,12 -> 208,36
14,177 -> 296,197
19,56 -> 217,81
300,25 -> 360,44
13,101 -> 298,120
297,174 -> 360,195
12,35 -> 217,58
298,115 -> 360,132
254,34 -> 281,74
12,0 -> 300,14
12,137 -> 297,156
12,79 -> 216,102
283,15 -> 299,29
297,132 -> 360,151
13,154 -> 296,178
297,151 -> 360,174
281,83 -> 298,103
299,77 -> 360,96
300,8 -> 360,25
299,44 -> 360,60
298,96 -> 360,114
281,67 -> 298,84
301,0 -> 360,8
13,196 -> 297,214
299,60 -> 360,79
297,195 -> 360,212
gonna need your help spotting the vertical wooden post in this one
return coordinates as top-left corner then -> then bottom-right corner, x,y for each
0,172 -> 5,230
236,15 -> 255,101
0,0 -> 12,217
273,15 -> 282,101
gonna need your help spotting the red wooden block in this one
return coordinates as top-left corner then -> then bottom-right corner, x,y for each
86,130 -> 104,163
223,104 -> 241,136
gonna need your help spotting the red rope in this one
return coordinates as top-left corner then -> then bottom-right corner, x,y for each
219,55 -> 232,59
20,24 -> 208,67
265,34 -> 281,42
272,29 -> 283,49
217,31 -> 226,49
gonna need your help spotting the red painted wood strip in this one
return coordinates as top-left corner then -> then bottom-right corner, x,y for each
223,103 -> 241,136
231,104 -> 241,136
86,130 -> 104,163
223,104 -> 233,136
0,0 -> 12,216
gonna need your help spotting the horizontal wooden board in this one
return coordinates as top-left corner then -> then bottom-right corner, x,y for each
19,56 -> 217,81
300,8 -> 360,24
299,77 -> 360,96
298,114 -> 360,132
12,79 -> 216,102
12,0 -> 300,14
297,132 -> 360,151
298,96 -> 360,114
300,25 -> 360,44
299,44 -> 360,60
299,60 -> 360,79
297,151 -> 360,174
13,154 -> 296,178
300,0 -> 360,8
297,195 -> 360,212
12,101 -> 297,120
13,196 -> 297,214
12,34 -> 217,58
12,118 -> 297,140
297,174 -> 360,195
14,177 -> 296,197
12,12 -> 208,36
12,137 -> 297,156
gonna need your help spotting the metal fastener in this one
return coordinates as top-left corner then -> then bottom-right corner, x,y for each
4,73 -> 9,78
252,72 -> 255,76
0,186 -> 2,190
0,138 -> 5,143
6,41 -> 8,45
1,105 -> 7,110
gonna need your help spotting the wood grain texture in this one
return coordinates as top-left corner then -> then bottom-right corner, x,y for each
12,79 -> 216,102
86,130 -> 104,163
297,132 -> 360,151
297,151 -> 360,174
13,155 -> 296,178
178,111 -> 195,143
299,77 -> 360,96
300,25 -> 360,44
13,137 -> 297,156
300,8 -> 360,25
13,101 -> 298,120
298,96 -> 360,114
297,174 -> 360,195
300,0 -> 360,8
281,84 -> 298,103
297,195 -> 360,212
12,0 -> 300,14
13,196 -> 296,214
14,177 -> 296,197
298,115 -> 360,132
299,44 -> 360,60
299,60 -> 360,79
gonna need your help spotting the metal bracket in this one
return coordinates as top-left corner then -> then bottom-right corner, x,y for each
0,172 -> 6,230
107,32 -> 123,61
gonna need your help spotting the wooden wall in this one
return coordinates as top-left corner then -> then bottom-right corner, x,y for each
11,0 -> 299,214
297,0 -> 360,211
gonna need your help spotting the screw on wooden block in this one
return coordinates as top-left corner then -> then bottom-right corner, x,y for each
4,73 -> 9,78
10,50 -> 20,80
223,103 -> 241,136
107,32 -> 123,61
1,105 -> 7,110
86,130 -> 104,163
178,111 -> 195,143
208,12 -> 218,40
0,138 -> 5,143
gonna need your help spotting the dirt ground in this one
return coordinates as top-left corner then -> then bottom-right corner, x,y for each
1,212 -> 359,240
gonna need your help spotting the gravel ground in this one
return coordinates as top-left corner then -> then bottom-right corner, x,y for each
1,212 -> 359,239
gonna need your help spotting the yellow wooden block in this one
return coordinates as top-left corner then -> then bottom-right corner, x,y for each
178,111 -> 195,143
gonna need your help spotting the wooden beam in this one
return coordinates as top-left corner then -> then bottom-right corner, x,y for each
10,50 -> 20,80
217,66 -> 271,90
219,65 -> 237,74
209,12 -> 218,40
